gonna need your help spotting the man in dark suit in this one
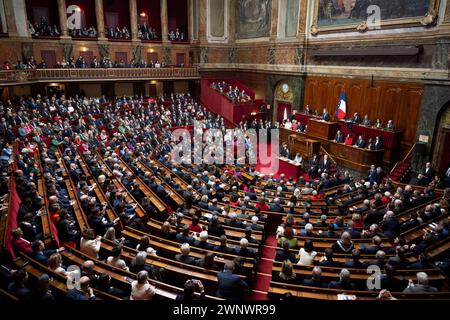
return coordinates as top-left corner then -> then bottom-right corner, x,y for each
30,240 -> 60,266
214,235 -> 235,254
275,240 -> 296,262
66,276 -> 96,300
403,272 -> 438,293
318,155 -> 330,173
421,162 -> 435,183
321,108 -> 330,121
175,226 -> 195,244
344,249 -> 366,269
235,238 -> 256,258
175,243 -> 198,265
193,231 -> 214,250
334,130 -> 345,143
350,113 -> 362,124
269,198 -> 284,213
328,269 -> 355,290
374,136 -> 383,150
301,266 -> 327,288
216,261 -> 249,300
354,135 -> 366,148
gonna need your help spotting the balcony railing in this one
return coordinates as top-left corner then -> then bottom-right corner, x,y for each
0,67 -> 199,85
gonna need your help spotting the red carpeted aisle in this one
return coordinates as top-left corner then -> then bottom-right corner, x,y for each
248,235 -> 277,300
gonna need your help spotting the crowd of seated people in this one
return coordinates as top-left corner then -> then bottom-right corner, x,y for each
281,118 -> 384,150
106,26 -> 131,40
168,28 -> 185,41
70,26 -> 97,38
138,23 -> 159,40
12,56 -> 47,70
0,90 -> 449,301
210,81 -> 252,104
28,17 -> 60,38
302,107 -> 396,131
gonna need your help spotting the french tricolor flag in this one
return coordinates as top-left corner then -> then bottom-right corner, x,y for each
336,92 -> 347,120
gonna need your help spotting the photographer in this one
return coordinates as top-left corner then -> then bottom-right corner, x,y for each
176,279 -> 206,301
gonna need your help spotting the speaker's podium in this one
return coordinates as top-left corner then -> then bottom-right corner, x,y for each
307,119 -> 339,140
288,135 -> 320,159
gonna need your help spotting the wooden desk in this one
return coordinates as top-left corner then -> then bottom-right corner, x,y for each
307,119 -> 338,140
278,157 -> 302,179
280,128 -> 384,172
288,135 -> 320,159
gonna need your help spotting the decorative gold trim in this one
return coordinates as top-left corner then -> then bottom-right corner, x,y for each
311,24 -> 319,36
420,9 -> 438,26
356,22 -> 368,33
311,0 -> 442,35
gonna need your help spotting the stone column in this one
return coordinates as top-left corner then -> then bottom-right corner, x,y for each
187,0 -> 192,41
2,0 -> 18,36
160,0 -> 169,43
129,0 -> 138,40
197,0 -> 206,43
95,0 -> 106,40
57,0 -> 69,37
270,0 -> 278,40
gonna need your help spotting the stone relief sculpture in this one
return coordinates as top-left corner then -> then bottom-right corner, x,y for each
267,47 -> 275,65
294,47 -> 304,65
98,44 -> 109,59
432,40 -> 449,70
164,47 -> 172,65
132,44 -> 142,63
236,0 -> 272,39
21,43 -> 34,61
200,47 -> 209,63
228,47 -> 236,64
62,43 -> 73,61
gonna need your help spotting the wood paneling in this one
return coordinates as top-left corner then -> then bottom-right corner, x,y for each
304,76 -> 423,147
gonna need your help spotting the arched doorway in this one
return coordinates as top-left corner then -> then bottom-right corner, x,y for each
273,81 -> 294,123
431,101 -> 450,176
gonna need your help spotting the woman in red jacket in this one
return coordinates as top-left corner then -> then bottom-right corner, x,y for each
344,134 -> 353,146
11,228 -> 32,255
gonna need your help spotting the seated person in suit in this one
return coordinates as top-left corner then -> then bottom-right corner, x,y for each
403,272 -> 438,293
354,135 -> 366,148
344,133 -> 353,146
7,269 -> 31,300
344,249 -> 366,269
332,232 -> 354,254
321,108 -> 330,121
214,235 -> 235,254
386,120 -> 395,130
235,238 -> 256,258
334,130 -> 345,143
193,231 -> 214,250
275,240 -> 296,263
351,112 -> 362,124
319,248 -> 341,267
175,243 -> 198,265
270,198 -> 284,213
362,114 -> 371,126
30,240 -> 63,266
225,212 -> 244,228
320,224 -> 340,238
66,276 -> 96,301
375,119 -> 383,129
301,266 -> 327,288
366,138 -> 375,150
328,269 -> 355,290
176,225 -> 196,244
216,261 -> 249,300
374,136 -> 383,150
360,235 -> 385,254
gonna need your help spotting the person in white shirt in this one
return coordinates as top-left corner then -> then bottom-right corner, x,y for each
80,228 -> 101,259
131,270 -> 156,300
294,153 -> 303,165
297,240 -> 317,265
106,246 -> 128,270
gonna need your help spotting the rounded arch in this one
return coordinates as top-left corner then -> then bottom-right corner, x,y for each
431,101 -> 450,175
273,80 -> 294,123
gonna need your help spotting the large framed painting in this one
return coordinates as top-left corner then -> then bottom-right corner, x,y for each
311,0 -> 441,36
236,0 -> 272,39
